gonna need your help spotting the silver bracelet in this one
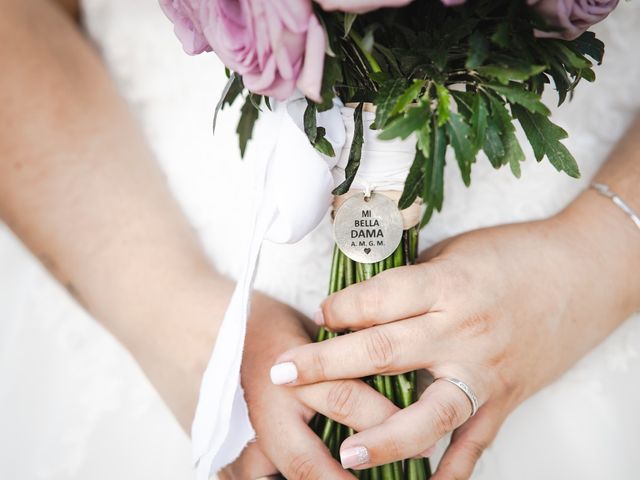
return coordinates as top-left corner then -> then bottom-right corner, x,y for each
591,183 -> 640,231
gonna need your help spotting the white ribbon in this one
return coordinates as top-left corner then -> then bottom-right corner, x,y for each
334,107 -> 417,195
191,96 -> 417,479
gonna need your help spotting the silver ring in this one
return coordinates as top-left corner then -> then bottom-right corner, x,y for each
435,377 -> 479,417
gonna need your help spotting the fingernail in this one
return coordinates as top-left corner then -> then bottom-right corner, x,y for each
340,445 -> 370,469
313,309 -> 325,326
420,446 -> 436,458
270,362 -> 298,385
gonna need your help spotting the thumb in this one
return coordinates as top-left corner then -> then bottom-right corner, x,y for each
431,405 -> 505,480
218,441 -> 278,480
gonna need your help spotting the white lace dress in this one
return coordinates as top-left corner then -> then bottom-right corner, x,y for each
0,1 -> 639,479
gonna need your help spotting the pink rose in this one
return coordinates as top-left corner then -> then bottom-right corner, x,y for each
159,0 -> 211,55
315,0 -> 413,13
529,0 -> 619,40
160,0 -> 326,101
316,0 -> 463,13
316,0 -> 616,40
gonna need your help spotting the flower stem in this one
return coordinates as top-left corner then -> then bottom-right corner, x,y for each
313,226 -> 431,479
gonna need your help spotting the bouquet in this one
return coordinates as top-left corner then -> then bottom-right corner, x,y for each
161,0 -> 617,478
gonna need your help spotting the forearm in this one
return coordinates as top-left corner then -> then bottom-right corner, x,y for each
558,116 -> 640,335
0,0 -> 230,428
594,116 -> 640,203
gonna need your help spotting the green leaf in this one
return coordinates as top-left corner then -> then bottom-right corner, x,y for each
304,100 -> 318,144
435,83 -> 451,127
483,117 -> 506,168
487,93 -> 513,129
374,78 -> 409,129
548,58 -> 572,105
417,119 -> 445,227
486,94 -> 525,173
398,104 -> 431,209
391,79 -> 426,117
512,104 -> 562,161
552,41 -> 591,70
477,64 -> 546,84
249,94 -> 263,111
428,121 -> 446,211
416,119 -> 431,155
222,73 -> 244,106
420,204 -> 435,228
343,13 -> 358,38
451,91 -> 474,118
373,43 -> 403,76
485,84 -> 550,115
236,95 -> 260,157
545,141 -> 580,178
511,107 -> 545,162
314,127 -> 336,157
491,22 -> 511,48
447,111 -> 476,186
570,31 -> 605,64
512,104 -> 579,178
304,101 -> 335,157
502,130 -> 525,178
466,31 -> 489,69
470,94 -> 488,150
399,148 -> 427,210
333,103 -> 364,195
213,73 -> 243,134
318,56 -> 342,112
580,68 -> 596,83
378,106 -> 429,141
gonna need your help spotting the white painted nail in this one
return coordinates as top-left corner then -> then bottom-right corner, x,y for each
270,362 -> 298,385
341,445 -> 370,469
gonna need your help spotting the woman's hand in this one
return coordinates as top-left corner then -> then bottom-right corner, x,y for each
220,294 -> 401,480
269,191 -> 640,479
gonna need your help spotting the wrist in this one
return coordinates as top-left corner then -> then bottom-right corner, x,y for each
556,189 -> 640,319
123,268 -> 234,431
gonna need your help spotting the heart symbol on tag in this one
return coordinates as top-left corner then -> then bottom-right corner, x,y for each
364,248 -> 372,254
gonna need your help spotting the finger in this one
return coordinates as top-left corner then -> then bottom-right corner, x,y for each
337,380 -> 476,470
271,317 -> 436,386
259,414 -> 355,480
431,407 -> 503,480
296,379 -> 399,432
317,264 -> 441,331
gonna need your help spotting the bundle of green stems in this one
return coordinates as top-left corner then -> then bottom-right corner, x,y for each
310,226 -> 432,480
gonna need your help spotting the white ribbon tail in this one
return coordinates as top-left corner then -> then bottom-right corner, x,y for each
189,95 -> 347,479
191,124 -> 278,479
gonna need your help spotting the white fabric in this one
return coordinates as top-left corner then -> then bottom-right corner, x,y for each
0,1 -> 639,480
333,108 -> 417,194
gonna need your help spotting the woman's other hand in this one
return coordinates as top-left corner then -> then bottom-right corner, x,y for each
270,190 -> 640,479
221,295 -> 403,480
